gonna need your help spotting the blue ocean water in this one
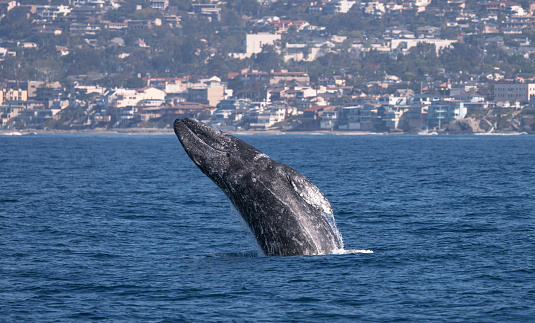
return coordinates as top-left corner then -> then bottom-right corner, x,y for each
1,133 -> 534,321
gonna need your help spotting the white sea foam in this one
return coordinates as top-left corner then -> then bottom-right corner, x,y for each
1,132 -> 23,136
334,249 -> 374,254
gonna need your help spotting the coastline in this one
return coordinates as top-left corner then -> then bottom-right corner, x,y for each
0,128 -> 529,136
0,128 -> 386,136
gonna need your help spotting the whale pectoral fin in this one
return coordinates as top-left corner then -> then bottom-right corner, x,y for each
283,166 -> 333,215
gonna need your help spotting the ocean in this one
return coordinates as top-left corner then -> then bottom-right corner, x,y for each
1,133 -> 534,321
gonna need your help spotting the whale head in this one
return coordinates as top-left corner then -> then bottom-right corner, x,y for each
174,118 -> 270,190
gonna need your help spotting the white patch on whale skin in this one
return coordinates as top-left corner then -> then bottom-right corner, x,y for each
287,174 -> 343,249
253,153 -> 269,161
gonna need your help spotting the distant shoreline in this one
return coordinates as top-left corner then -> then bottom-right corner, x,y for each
0,128 -> 529,136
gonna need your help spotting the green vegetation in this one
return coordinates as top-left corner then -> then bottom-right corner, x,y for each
1,0 -> 535,90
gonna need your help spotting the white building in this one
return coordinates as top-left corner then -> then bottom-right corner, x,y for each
410,0 -> 431,12
379,95 -> 407,106
323,0 -> 356,15
35,5 -> 71,20
150,0 -> 168,11
362,1 -> 386,16
107,87 -> 166,108
246,33 -> 282,55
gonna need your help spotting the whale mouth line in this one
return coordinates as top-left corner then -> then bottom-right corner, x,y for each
175,118 -> 230,154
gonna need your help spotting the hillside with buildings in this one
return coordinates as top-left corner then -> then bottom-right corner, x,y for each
1,0 -> 535,133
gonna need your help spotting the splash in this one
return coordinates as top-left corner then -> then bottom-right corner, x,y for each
228,200 -> 371,256
323,211 -> 344,250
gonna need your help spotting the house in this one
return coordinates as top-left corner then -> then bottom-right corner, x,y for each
106,22 -> 128,31
267,20 -> 309,33
34,5 -> 71,20
0,104 -> 25,125
248,105 -> 294,129
106,87 -> 165,108
191,3 -> 221,21
384,107 -> 407,130
426,100 -> 467,129
270,72 -> 310,86
320,107 -> 339,130
361,1 -> 386,17
401,104 -> 429,130
69,23 -> 101,35
150,0 -> 168,11
137,87 -> 166,101
297,105 -> 337,130
31,25 -> 63,35
0,1 -> 19,15
480,1 -> 524,15
0,47 -> 16,58
338,106 -> 363,130
453,92 -> 485,103
338,104 -> 385,131
186,78 -> 226,107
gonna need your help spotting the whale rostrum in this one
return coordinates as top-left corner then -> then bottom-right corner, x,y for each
174,118 -> 343,256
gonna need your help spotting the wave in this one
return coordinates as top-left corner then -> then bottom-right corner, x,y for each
474,132 -> 527,136
0,132 -> 38,136
333,249 -> 374,255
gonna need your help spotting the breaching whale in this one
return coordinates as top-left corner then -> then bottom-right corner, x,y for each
174,118 -> 343,256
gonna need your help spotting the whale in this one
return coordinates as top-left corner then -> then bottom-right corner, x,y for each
174,118 -> 343,256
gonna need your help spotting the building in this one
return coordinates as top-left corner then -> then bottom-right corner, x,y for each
69,23 -> 101,35
384,107 -> 407,130
494,81 -> 535,103
0,88 -> 27,105
0,104 -> 25,125
426,100 -> 467,129
323,0 -> 356,15
400,104 -> 428,130
150,0 -> 168,11
361,1 -> 386,16
35,5 -> 71,20
320,107 -> 339,129
106,87 -> 165,108
0,0 -> 19,15
191,3 -> 221,21
246,33 -> 282,55
410,0 -> 431,12
270,72 -> 310,86
186,78 -> 226,107
249,105 -> 295,129
211,99 -> 253,129
338,106 -> 363,130
390,38 -> 457,54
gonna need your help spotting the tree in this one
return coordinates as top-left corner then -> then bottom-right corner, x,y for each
0,7 -> 32,39
254,45 -> 283,72
125,77 -> 144,88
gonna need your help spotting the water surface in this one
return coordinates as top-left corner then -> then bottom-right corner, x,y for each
1,134 -> 534,321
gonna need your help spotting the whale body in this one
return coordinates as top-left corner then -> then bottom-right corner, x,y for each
174,118 -> 343,256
